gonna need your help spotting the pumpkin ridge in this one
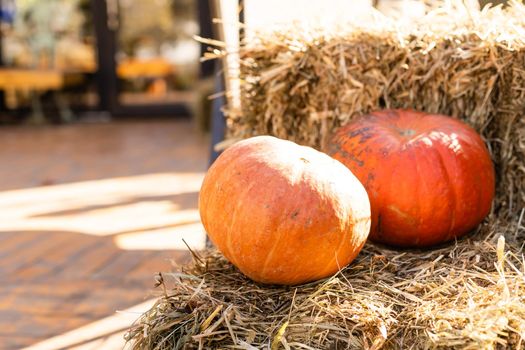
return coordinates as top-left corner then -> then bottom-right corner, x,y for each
413,144 -> 424,234
225,182 -> 254,272
469,138 -> 486,230
268,170 -> 331,284
221,150 -> 261,271
248,148 -> 309,282
432,144 -> 457,242
324,190 -> 367,277
258,191 -> 291,282
322,223 -> 353,278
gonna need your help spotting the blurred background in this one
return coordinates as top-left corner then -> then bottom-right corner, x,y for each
0,0 -> 508,349
0,1 -> 214,349
0,0 -> 211,122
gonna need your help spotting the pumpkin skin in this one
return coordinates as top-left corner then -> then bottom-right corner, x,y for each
199,136 -> 371,285
327,109 -> 495,248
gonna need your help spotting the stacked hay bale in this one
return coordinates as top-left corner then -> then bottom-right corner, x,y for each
228,3 -> 525,218
127,3 -> 525,349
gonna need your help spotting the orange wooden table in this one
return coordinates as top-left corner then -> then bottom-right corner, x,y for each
0,68 -> 85,123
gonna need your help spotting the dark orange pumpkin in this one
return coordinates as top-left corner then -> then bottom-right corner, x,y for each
327,109 -> 495,248
199,136 -> 371,285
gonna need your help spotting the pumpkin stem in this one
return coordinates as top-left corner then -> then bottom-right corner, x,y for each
399,129 -> 416,137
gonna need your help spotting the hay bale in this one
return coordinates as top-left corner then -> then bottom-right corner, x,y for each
228,1 -> 525,217
126,224 -> 525,349
126,2 -> 525,349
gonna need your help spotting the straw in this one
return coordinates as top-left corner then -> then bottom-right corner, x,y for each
127,2 -> 525,349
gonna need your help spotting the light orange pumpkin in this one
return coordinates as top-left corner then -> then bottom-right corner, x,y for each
327,109 -> 495,248
199,136 -> 371,285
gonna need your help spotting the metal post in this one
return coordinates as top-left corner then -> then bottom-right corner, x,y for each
90,0 -> 118,114
0,0 -> 6,112
199,0 -> 214,78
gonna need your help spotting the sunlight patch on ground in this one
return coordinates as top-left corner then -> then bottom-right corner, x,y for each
0,172 -> 207,250
22,299 -> 155,350
114,222 -> 206,251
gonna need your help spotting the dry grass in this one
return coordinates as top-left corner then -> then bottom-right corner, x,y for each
126,2 -> 525,349
126,220 -> 525,349
226,0 -> 525,217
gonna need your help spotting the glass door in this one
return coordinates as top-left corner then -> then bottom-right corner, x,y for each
92,0 -> 208,117
0,0 -> 98,116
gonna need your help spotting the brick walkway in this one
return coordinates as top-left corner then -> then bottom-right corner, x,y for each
0,120 -> 209,349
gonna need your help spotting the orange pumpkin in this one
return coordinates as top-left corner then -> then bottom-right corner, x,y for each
327,109 -> 495,248
199,136 -> 371,285
328,110 -> 495,247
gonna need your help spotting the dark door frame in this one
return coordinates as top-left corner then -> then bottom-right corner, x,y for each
0,0 -> 6,111
90,0 -> 213,117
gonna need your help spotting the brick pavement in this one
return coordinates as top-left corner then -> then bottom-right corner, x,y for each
0,119 -> 209,349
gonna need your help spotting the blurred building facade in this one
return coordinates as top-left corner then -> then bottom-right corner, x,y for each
0,0 -> 213,122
